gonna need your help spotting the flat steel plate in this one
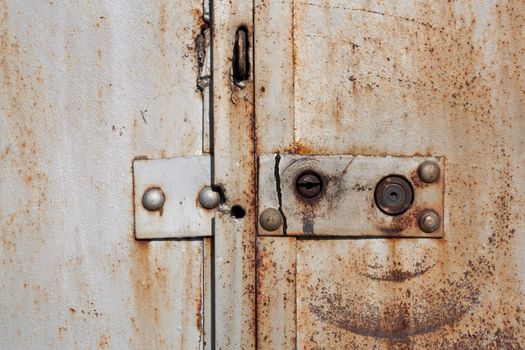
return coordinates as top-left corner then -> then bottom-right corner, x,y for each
134,156 -> 214,239
258,155 -> 444,237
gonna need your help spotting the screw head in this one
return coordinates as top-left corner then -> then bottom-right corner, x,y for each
142,187 -> 165,211
418,210 -> 440,233
375,175 -> 414,215
259,208 -> 283,232
296,172 -> 323,199
198,186 -> 221,209
418,161 -> 441,183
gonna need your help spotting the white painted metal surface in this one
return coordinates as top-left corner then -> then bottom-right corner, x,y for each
0,1 -> 207,349
134,156 -> 213,239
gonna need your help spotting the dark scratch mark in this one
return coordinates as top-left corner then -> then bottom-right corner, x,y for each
341,158 -> 354,177
286,2 -> 436,30
140,109 -> 148,124
351,8 -> 435,29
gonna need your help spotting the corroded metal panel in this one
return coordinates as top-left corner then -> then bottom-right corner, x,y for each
255,0 -> 525,348
0,1 -> 206,349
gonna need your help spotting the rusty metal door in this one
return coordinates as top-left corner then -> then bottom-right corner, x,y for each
2,1 -> 524,349
254,1 -> 525,349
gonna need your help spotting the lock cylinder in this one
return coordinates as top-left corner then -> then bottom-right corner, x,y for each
374,175 -> 414,215
295,171 -> 323,199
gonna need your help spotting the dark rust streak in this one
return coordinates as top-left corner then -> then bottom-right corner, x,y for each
309,276 -> 480,339
360,263 -> 436,282
302,216 -> 314,235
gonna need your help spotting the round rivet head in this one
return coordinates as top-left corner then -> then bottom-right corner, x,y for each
259,208 -> 283,232
418,210 -> 440,233
418,160 -> 441,183
198,186 -> 221,209
142,187 -> 165,211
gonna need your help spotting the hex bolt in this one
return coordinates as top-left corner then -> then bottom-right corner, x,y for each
418,160 -> 441,183
418,210 -> 441,233
198,186 -> 221,209
374,175 -> 414,215
259,208 -> 283,232
296,172 -> 323,199
142,187 -> 165,212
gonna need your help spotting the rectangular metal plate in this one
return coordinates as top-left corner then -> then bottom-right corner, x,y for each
134,156 -> 213,239
258,155 -> 444,237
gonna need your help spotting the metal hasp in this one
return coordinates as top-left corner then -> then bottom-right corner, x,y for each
133,156 -> 215,239
258,155 -> 444,237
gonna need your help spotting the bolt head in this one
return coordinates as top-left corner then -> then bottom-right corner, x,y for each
259,208 -> 283,232
142,187 -> 165,211
418,161 -> 441,183
198,186 -> 221,209
418,210 -> 440,233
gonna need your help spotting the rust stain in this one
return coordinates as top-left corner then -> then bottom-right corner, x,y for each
0,0 -> 49,256
0,0 -> 9,84
191,7 -> 205,29
283,141 -> 319,155
98,334 -> 110,349
96,48 -> 102,67
158,0 -> 167,56
129,241 -> 167,348
97,86 -> 104,121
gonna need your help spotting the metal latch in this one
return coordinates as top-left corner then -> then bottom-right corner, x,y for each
258,155 -> 444,238
133,156 -> 221,239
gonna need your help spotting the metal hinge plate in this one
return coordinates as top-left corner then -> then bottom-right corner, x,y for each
133,156 -> 214,239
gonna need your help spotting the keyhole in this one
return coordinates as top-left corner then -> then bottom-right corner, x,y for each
295,171 -> 323,199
